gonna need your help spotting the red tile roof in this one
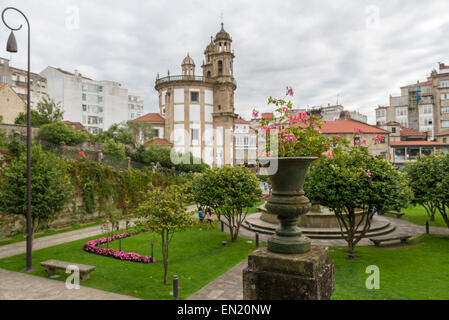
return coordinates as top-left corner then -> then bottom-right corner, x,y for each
144,138 -> 172,146
62,121 -> 85,131
316,120 -> 389,134
235,118 -> 249,124
400,126 -> 427,137
390,141 -> 449,147
134,113 -> 165,123
261,113 -> 273,120
435,129 -> 449,137
52,67 -> 93,80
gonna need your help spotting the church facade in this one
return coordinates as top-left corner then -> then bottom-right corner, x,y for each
153,23 -> 237,167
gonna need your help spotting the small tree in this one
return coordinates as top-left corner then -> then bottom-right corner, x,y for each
191,166 -> 262,242
404,154 -> 449,228
38,121 -> 89,146
0,144 -> 72,249
15,96 -> 63,126
305,147 -> 411,259
135,185 -> 194,284
103,138 -> 126,159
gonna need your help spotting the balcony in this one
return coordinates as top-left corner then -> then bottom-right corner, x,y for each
155,75 -> 216,85
155,75 -> 237,87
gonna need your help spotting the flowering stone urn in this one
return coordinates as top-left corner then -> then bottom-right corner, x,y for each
265,157 -> 317,254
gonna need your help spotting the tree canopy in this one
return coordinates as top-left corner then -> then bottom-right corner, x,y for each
191,166 -> 262,242
15,96 -> 64,126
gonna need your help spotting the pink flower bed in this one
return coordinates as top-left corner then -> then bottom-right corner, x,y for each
259,195 -> 271,200
83,232 -> 155,264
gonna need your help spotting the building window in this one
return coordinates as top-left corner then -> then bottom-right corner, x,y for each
395,148 -> 406,161
421,148 -> 433,156
444,138 -> 447,143
407,148 -> 419,160
218,105 -> 221,111
191,128 -> 199,142
153,129 -> 160,137
392,127 -> 396,133
82,93 -> 86,101
207,71 -> 211,78
441,93 -> 449,100
218,60 -> 223,74
442,121 -> 449,128
1,76 -> 7,83
82,104 -> 87,112
191,92 -> 199,103
441,107 -> 449,114
98,96 -> 103,103
441,80 -> 449,88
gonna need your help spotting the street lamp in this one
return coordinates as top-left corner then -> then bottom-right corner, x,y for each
2,7 -> 34,272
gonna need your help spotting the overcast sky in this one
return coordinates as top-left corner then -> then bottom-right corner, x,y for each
1,0 -> 449,124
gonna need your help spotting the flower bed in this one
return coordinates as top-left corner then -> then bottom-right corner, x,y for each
83,232 -> 155,264
258,195 -> 271,200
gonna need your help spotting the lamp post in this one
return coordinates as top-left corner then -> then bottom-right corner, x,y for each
2,7 -> 34,272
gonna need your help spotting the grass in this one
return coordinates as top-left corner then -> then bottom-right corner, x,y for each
385,205 -> 449,228
331,234 -> 449,300
0,220 -> 105,247
247,200 -> 265,214
0,221 -> 259,300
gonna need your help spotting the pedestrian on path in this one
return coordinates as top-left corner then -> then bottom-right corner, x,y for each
205,207 -> 215,230
198,206 -> 205,230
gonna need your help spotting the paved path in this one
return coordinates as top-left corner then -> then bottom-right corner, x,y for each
0,268 -> 139,300
187,260 -> 247,300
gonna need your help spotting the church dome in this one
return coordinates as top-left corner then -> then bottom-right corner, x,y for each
215,23 -> 231,41
182,53 -> 195,66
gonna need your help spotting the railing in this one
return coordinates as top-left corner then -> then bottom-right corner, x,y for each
155,75 -> 215,85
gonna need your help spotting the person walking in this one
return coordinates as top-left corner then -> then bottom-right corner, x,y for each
99,151 -> 104,164
198,206 -> 205,230
78,149 -> 86,160
205,207 -> 215,230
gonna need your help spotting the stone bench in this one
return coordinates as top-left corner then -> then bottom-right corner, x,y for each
40,259 -> 96,281
369,234 -> 411,247
386,211 -> 405,218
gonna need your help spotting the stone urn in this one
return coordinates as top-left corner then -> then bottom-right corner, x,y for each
265,157 -> 317,254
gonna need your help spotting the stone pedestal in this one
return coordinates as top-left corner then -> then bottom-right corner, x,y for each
243,246 -> 334,300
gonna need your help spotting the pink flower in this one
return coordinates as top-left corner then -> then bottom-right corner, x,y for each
362,139 -> 367,146
376,135 -> 385,143
366,170 -> 371,178
267,151 -> 274,157
327,148 -> 334,158
252,109 -> 259,119
286,86 -> 294,97
281,106 -> 289,113
355,128 -> 362,136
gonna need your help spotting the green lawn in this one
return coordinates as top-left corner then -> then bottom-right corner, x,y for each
385,205 -> 449,228
0,221 -> 258,300
0,220 -> 105,247
247,200 -> 265,214
331,234 -> 449,300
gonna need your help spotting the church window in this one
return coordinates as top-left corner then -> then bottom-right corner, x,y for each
218,60 -> 223,74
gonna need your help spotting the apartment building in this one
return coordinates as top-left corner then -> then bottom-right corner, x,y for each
0,57 -> 47,108
128,92 -> 144,120
40,66 -> 143,134
376,62 -> 449,139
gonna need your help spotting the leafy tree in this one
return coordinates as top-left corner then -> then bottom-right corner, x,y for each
129,146 -> 208,173
404,154 -> 449,228
91,123 -> 135,146
125,120 -> 154,146
37,121 -> 89,146
304,147 -> 411,259
191,166 -> 262,242
103,138 -> 126,159
135,185 -> 195,284
15,96 -> 63,126
0,144 -> 72,249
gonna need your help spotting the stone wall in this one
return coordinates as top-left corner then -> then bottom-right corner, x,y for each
0,195 -> 109,240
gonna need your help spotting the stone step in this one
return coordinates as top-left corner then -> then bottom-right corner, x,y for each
242,213 -> 397,239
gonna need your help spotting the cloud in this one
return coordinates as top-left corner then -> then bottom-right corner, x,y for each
1,0 -> 449,124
